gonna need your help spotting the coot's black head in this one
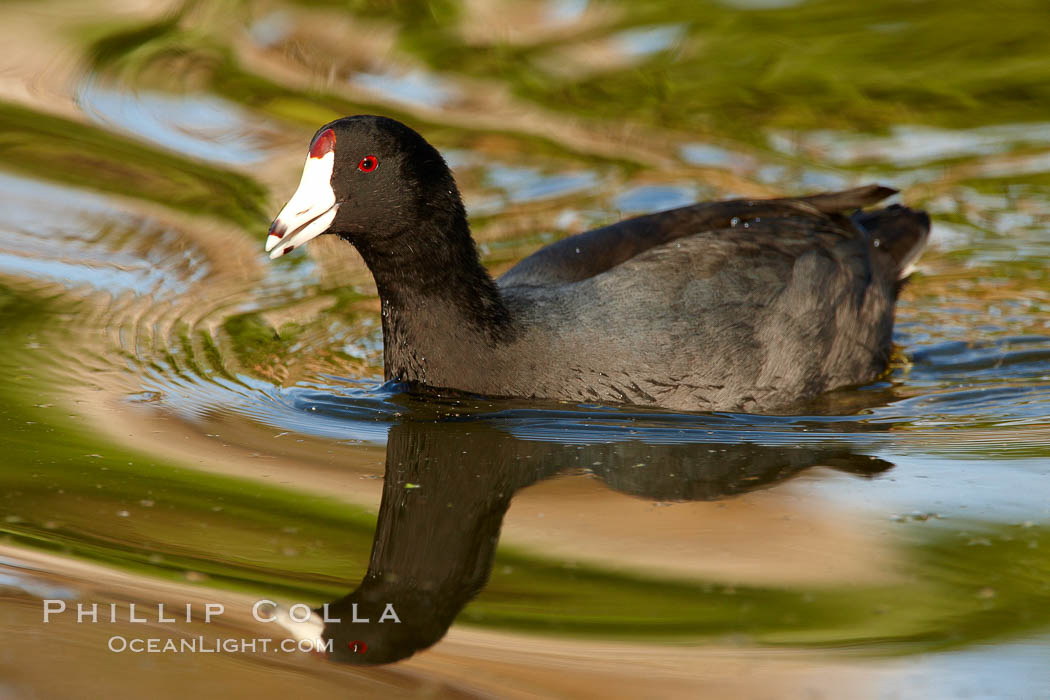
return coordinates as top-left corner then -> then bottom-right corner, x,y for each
266,115 -> 462,259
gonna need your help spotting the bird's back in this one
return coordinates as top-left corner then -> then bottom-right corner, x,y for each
494,186 -> 929,411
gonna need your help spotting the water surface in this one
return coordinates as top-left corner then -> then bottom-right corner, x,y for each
0,1 -> 1048,698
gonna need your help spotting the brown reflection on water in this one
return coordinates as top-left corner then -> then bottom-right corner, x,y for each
503,475 -> 899,586
2,546 -> 897,700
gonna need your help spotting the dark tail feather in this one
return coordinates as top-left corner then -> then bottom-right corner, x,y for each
787,183 -> 929,281
851,204 -> 931,280
798,184 -> 899,214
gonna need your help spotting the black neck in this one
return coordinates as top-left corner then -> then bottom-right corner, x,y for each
345,206 -> 513,385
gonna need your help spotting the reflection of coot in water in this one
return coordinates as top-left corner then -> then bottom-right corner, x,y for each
590,441 -> 891,501
318,417 -> 892,664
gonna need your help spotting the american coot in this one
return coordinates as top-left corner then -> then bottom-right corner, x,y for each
266,115 -> 929,412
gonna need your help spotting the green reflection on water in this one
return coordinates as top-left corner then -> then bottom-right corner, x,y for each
504,1 -> 1050,137
87,0 -> 1050,142
474,521 -> 1049,654
80,5 -> 645,170
0,100 -> 267,230
1,285 -> 1047,654
0,285 -> 373,598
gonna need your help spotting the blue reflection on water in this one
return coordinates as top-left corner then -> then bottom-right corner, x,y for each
76,78 -> 269,165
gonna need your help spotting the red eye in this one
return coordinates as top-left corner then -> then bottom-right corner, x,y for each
358,156 -> 379,172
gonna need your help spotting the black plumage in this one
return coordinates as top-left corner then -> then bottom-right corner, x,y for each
270,116 -> 930,412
